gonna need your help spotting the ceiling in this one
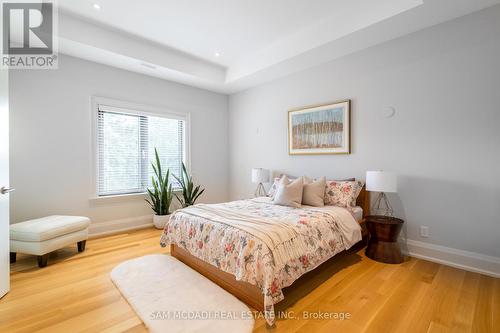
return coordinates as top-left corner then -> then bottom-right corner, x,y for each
60,0 -> 360,67
56,0 -> 500,93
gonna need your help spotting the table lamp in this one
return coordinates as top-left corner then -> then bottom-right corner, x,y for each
366,171 -> 397,216
251,168 -> 269,197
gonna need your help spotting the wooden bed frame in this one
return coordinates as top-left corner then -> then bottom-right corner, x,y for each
171,187 -> 370,311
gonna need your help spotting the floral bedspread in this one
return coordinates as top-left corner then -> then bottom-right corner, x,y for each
160,197 -> 361,325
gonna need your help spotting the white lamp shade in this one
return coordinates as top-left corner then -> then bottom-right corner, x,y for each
251,168 -> 270,183
366,171 -> 397,193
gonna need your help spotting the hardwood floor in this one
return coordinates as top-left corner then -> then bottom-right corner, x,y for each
1,228 -> 498,333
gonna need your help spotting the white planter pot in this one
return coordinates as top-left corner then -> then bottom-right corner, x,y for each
153,214 -> 171,229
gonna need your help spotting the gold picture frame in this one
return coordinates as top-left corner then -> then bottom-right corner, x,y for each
288,99 -> 351,155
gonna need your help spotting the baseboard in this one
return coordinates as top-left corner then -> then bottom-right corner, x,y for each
401,239 -> 500,278
88,215 -> 154,238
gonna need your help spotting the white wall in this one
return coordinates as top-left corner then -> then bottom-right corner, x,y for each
228,7 -> 500,259
10,55 -> 228,231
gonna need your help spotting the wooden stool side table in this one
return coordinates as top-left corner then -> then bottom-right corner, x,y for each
365,215 -> 404,264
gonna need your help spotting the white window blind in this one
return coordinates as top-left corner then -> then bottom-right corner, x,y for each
96,104 -> 185,196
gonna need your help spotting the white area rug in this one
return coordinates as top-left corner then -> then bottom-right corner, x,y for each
110,254 -> 255,333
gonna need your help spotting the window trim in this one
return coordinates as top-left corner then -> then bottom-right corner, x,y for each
90,96 -> 191,201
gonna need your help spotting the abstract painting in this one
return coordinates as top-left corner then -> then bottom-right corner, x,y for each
288,100 -> 350,155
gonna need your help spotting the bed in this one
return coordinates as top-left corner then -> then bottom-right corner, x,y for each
160,187 -> 369,326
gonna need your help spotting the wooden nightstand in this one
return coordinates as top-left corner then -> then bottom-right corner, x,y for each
365,215 -> 404,264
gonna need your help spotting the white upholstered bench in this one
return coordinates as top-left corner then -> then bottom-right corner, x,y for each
10,215 -> 91,267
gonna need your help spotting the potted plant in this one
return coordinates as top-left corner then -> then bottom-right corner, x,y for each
146,148 -> 174,229
173,162 -> 205,208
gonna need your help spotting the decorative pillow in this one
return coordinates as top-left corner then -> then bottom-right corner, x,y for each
323,177 -> 355,203
302,176 -> 326,207
267,177 -> 281,198
267,174 -> 297,198
324,180 -> 364,208
273,176 -> 304,208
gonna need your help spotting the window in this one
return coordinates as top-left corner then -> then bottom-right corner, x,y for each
96,104 -> 187,196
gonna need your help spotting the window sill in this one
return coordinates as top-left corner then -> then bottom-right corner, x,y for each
89,192 -> 148,204
89,190 -> 182,204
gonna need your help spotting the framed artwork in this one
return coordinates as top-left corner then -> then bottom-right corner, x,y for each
288,100 -> 350,155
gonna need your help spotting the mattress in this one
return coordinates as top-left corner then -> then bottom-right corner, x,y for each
352,206 -> 364,222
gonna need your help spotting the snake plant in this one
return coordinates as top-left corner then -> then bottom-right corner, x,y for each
145,148 -> 174,215
173,162 -> 205,208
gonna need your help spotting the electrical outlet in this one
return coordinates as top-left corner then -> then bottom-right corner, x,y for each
420,226 -> 429,238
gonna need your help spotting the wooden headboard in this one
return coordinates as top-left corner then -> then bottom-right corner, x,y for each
356,185 -> 370,218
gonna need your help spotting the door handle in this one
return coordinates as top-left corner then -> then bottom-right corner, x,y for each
0,186 -> 15,195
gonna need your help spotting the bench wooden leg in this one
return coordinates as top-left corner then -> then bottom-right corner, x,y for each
77,240 -> 86,252
37,254 -> 49,268
10,252 -> 16,264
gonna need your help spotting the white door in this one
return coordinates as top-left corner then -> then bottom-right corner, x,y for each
0,67 -> 10,298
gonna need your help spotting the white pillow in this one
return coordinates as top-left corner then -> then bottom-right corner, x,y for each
267,174 -> 296,198
302,176 -> 326,207
267,177 -> 281,198
273,176 -> 304,208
